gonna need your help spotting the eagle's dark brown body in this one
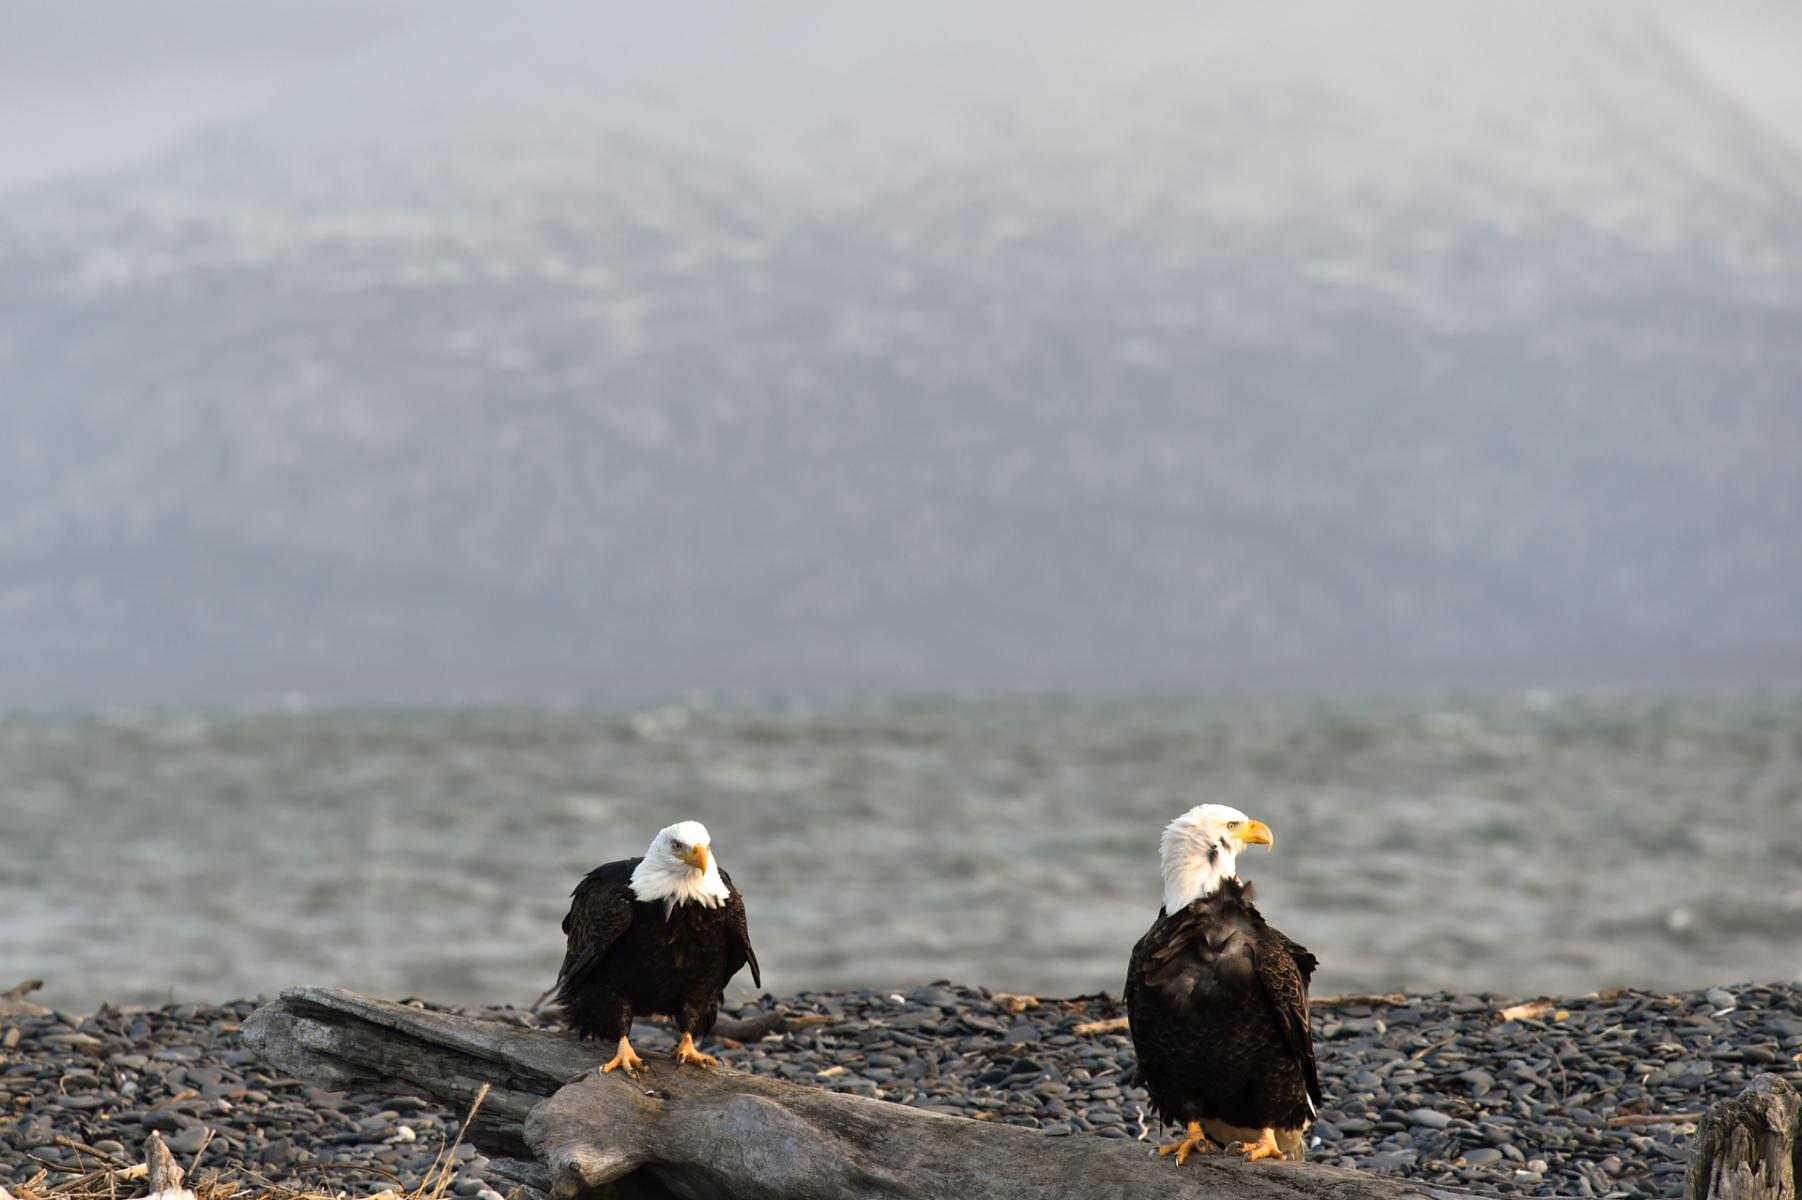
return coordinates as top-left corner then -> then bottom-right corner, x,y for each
554,857 -> 760,1042
1125,878 -> 1320,1141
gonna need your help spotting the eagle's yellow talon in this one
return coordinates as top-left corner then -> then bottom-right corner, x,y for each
674,1031 -> 719,1069
600,1036 -> 650,1079
1234,1129 -> 1288,1161
1157,1121 -> 1217,1164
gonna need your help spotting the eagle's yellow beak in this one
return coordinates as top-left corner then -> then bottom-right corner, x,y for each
1240,819 -> 1274,848
682,844 -> 710,873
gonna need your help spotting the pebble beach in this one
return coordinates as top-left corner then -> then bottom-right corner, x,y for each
4,981 -> 1799,1200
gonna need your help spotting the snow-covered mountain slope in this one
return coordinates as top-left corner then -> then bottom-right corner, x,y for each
2,0 -> 1799,702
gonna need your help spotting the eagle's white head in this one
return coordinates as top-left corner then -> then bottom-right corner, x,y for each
629,820 -> 732,915
1159,803 -> 1275,914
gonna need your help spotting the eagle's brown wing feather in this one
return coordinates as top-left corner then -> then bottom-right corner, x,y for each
1252,922 -> 1322,1110
718,866 -> 762,990
554,858 -> 637,1007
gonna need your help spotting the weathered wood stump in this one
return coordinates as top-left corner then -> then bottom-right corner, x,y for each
145,1129 -> 189,1197
1685,1073 -> 1801,1200
243,987 -> 1488,1200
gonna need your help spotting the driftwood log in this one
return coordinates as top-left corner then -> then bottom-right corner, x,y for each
1685,1073 -> 1801,1200
243,988 -> 1486,1200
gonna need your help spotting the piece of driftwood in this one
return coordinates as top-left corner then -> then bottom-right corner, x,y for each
244,988 -> 1490,1200
676,1009 -> 837,1043
51,1135 -> 135,1169
145,1131 -> 186,1193
1311,993 -> 1411,1009
1609,1112 -> 1703,1128
0,979 -> 51,1018
527,1066 -> 1487,1200
988,993 -> 1040,1014
242,989 -> 589,1156
1684,1074 -> 1800,1200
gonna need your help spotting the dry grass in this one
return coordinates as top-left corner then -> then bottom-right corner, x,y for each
4,1087 -> 497,1200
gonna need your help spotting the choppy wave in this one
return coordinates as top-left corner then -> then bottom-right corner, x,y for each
2,692 -> 1798,1010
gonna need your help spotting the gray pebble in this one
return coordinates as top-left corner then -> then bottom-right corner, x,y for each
56,1095 -> 108,1109
141,1111 -> 196,1133
164,1126 -> 210,1155
1458,1068 -> 1496,1094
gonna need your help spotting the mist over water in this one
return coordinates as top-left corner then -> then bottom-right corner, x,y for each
5,692 -> 1798,1012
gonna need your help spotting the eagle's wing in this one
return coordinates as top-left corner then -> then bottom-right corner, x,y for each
1252,924 -> 1322,1111
718,867 -> 761,989
554,860 -> 637,1005
1123,922 -> 1160,1085
1277,929 -> 1319,987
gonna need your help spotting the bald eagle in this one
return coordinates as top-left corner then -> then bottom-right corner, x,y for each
554,820 -> 761,1076
1125,804 -> 1321,1164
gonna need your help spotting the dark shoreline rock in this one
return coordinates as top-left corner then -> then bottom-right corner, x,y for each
2,983 -> 1798,1199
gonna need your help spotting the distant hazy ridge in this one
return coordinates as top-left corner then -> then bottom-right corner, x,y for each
2,1 -> 1799,703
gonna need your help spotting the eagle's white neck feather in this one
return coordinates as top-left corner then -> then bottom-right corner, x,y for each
1160,808 -> 1244,913
629,852 -> 730,916
629,830 -> 731,917
1162,841 -> 1238,913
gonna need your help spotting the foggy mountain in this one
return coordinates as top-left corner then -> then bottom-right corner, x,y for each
2,1 -> 1800,704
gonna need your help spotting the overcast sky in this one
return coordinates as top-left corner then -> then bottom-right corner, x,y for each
0,0 -> 441,192
4,0 -> 1802,197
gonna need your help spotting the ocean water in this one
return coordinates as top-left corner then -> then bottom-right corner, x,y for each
2,694 -> 1799,1013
